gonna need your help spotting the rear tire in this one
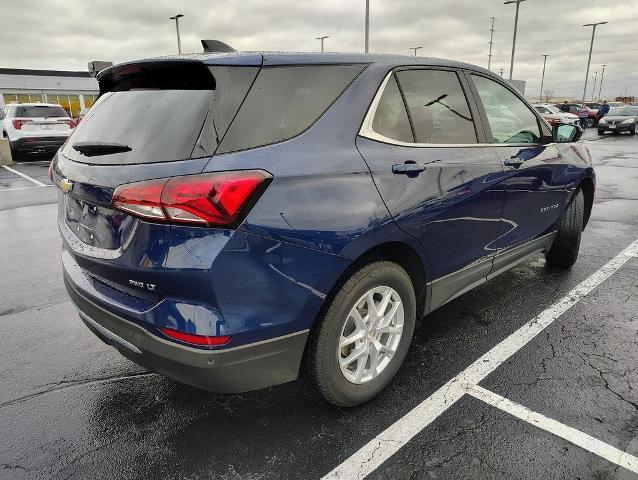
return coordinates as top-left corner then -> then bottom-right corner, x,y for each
598,129 -> 605,135
545,190 -> 584,269
306,261 -> 416,407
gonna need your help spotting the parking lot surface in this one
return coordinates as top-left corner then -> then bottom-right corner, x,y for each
1,130 -> 637,479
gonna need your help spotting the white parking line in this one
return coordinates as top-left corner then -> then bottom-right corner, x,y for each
465,384 -> 638,474
1,165 -> 47,187
322,238 -> 638,480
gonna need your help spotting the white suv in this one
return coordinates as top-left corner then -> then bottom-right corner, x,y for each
0,103 -> 75,158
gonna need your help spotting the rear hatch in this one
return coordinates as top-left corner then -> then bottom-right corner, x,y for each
54,57 -> 264,305
13,104 -> 74,136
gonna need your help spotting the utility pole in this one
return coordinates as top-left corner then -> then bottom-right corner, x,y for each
539,54 -> 549,103
591,71 -> 598,101
488,17 -> 497,70
598,64 -> 606,99
504,0 -> 526,81
364,0 -> 370,53
169,14 -> 184,54
410,46 -> 423,56
582,22 -> 607,102
316,36 -> 329,53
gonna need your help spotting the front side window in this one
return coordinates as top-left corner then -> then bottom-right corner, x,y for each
471,75 -> 541,144
395,69 -> 477,144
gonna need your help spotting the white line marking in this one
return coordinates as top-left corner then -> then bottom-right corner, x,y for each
465,384 -> 638,474
1,165 -> 47,187
322,238 -> 638,480
0,185 -> 53,192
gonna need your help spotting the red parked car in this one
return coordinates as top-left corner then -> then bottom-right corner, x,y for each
555,103 -> 597,127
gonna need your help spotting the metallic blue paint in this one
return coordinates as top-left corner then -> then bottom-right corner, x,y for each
55,52 -> 595,358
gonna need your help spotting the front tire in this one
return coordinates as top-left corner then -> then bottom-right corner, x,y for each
598,129 -> 605,135
587,118 -> 595,128
630,125 -> 636,135
545,190 -> 584,269
306,261 -> 416,407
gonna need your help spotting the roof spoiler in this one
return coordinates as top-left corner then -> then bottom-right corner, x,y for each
201,40 -> 236,53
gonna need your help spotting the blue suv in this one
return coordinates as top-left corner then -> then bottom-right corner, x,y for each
52,52 -> 594,406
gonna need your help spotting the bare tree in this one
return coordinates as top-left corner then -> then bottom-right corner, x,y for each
543,89 -> 554,103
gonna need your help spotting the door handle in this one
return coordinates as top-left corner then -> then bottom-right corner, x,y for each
503,156 -> 524,168
392,161 -> 427,175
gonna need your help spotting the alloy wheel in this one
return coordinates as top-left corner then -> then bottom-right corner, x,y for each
337,285 -> 404,384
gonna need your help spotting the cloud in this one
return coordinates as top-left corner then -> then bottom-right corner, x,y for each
2,0 -> 636,98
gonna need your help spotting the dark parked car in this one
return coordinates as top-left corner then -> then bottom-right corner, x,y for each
51,53 -> 595,407
597,106 -> 638,135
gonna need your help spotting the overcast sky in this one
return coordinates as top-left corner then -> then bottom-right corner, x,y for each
2,0 -> 637,99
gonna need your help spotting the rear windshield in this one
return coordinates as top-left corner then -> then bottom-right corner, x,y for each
62,61 -> 215,165
15,105 -> 68,118
217,64 -> 365,154
61,89 -> 213,164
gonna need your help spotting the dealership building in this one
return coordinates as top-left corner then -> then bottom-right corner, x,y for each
0,68 -> 99,117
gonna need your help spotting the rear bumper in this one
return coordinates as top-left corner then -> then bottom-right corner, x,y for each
11,136 -> 67,152
65,276 -> 309,393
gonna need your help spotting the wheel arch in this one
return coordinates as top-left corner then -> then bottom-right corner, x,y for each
313,240 -> 428,330
578,176 -> 594,229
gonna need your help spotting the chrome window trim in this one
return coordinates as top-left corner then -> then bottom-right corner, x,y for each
359,69 -> 553,149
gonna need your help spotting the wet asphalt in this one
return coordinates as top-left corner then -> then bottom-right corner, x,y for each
0,130 -> 637,480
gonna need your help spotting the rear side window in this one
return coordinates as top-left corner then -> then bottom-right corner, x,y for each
371,74 -> 413,143
471,74 -> 541,144
218,65 -> 364,154
15,105 -> 68,118
395,69 -> 477,144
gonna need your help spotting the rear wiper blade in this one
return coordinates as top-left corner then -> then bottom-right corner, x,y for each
72,142 -> 132,156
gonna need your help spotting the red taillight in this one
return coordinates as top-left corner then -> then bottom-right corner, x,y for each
112,170 -> 271,227
59,119 -> 76,129
12,119 -> 31,130
159,327 -> 231,346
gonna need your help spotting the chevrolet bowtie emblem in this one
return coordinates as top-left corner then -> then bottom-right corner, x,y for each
59,178 -> 74,193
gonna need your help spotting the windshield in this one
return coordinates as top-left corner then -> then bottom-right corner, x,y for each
14,105 -> 68,118
610,107 -> 638,116
545,105 -> 561,114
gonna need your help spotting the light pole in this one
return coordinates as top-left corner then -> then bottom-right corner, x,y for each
504,0 -> 526,81
591,71 -> 598,101
488,16 -> 497,70
364,0 -> 370,53
169,14 -> 184,54
410,46 -> 423,56
582,22 -> 607,102
598,64 -> 606,99
539,54 -> 549,102
316,36 -> 329,53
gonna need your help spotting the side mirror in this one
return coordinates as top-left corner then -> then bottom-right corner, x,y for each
553,123 -> 583,143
